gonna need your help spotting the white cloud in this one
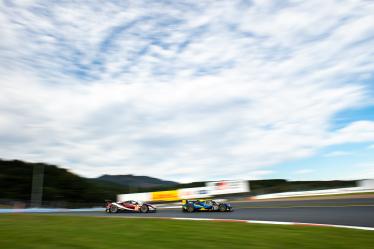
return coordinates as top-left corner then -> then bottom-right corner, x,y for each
327,121 -> 374,145
0,1 -> 374,181
324,151 -> 352,157
294,169 -> 314,175
336,162 -> 374,180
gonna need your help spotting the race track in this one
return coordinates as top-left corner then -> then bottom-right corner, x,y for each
51,197 -> 374,228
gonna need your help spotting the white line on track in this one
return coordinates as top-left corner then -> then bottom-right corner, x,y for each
170,217 -> 374,231
91,215 -> 374,231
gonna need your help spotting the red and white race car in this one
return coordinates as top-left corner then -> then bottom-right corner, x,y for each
105,200 -> 156,213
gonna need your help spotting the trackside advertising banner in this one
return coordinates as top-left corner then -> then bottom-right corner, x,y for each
151,190 -> 179,201
207,180 -> 249,195
178,187 -> 211,199
117,192 -> 152,202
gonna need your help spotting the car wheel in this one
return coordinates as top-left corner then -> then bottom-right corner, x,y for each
187,205 -> 194,213
140,205 -> 149,213
110,205 -> 118,213
219,204 -> 227,212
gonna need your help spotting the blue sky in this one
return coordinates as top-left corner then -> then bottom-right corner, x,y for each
0,0 -> 373,182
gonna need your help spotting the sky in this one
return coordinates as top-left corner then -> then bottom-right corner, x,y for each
0,0 -> 374,183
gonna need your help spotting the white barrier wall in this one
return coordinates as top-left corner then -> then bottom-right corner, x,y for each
207,180 -> 249,195
178,187 -> 211,199
359,179 -> 374,188
117,192 -> 152,202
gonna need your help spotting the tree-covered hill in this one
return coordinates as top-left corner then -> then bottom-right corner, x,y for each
0,159 -> 128,207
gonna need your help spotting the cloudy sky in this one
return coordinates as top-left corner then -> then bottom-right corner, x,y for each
1,0 -> 374,182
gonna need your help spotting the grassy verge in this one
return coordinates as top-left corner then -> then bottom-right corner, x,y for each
0,214 -> 373,249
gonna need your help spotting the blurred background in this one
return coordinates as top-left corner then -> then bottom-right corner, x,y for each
0,1 -> 374,248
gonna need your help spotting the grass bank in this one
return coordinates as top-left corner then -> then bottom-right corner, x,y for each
0,214 -> 373,249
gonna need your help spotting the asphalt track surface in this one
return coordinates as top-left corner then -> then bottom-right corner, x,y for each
51,198 -> 374,228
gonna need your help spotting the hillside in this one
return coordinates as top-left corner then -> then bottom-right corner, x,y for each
0,159 -> 128,207
96,174 -> 178,189
0,159 -> 181,207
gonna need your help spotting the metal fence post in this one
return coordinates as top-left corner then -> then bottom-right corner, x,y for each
31,164 -> 44,207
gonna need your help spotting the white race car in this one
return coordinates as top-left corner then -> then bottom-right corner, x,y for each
105,200 -> 157,213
